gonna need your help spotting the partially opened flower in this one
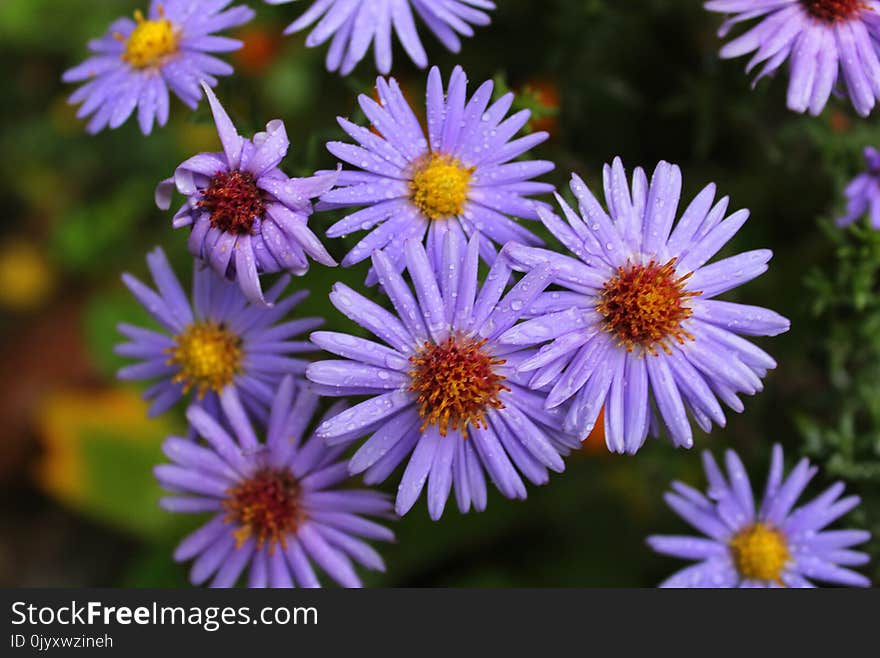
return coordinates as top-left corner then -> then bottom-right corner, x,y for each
837,146 -> 880,228
503,160 -> 790,453
306,232 -> 580,520
648,444 -> 871,588
319,66 -> 552,284
268,0 -> 494,75
63,0 -> 254,134
116,247 -> 322,419
156,84 -> 337,305
157,377 -> 394,588
704,0 -> 880,117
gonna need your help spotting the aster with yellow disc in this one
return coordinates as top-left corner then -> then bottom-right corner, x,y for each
648,444 -> 871,587
63,0 -> 254,134
116,247 -> 322,419
271,0 -> 494,76
318,66 -> 554,285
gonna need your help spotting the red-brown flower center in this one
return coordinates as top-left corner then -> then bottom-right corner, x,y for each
199,170 -> 265,234
409,334 -> 509,438
801,0 -> 868,22
223,468 -> 303,552
597,259 -> 700,355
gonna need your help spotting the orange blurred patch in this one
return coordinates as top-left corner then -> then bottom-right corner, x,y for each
581,406 -> 606,453
233,26 -> 282,75
519,78 -> 560,137
829,109 -> 851,134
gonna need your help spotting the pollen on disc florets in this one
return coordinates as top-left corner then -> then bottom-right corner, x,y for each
597,258 -> 700,355
119,8 -> 179,69
198,170 -> 266,235
223,468 -> 304,552
409,334 -> 509,438
409,153 -> 474,220
801,0 -> 869,22
167,321 -> 242,397
729,523 -> 791,584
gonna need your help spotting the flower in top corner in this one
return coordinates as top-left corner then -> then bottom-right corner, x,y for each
156,83 -> 338,305
63,0 -> 255,134
704,0 -> 880,117
268,0 -> 495,75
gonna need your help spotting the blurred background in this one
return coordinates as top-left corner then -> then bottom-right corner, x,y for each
1,0 -> 878,587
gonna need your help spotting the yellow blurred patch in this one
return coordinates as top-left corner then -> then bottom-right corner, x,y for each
177,120 -> 222,155
0,240 -> 54,311
34,388 -> 174,509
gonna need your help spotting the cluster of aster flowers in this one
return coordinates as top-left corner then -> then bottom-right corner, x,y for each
64,0 -> 874,588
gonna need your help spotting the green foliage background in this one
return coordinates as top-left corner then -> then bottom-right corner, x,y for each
0,0 -> 877,586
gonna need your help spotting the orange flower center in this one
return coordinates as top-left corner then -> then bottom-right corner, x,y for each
198,171 -> 265,235
801,0 -> 869,22
597,259 -> 699,355
223,468 -> 304,552
199,170 -> 265,235
409,334 -> 509,438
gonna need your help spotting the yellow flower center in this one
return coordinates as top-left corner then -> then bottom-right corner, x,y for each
597,258 -> 700,355
223,468 -> 304,552
167,322 -> 242,397
408,334 -> 508,438
409,153 -> 474,220
119,9 -> 179,69
729,523 -> 790,584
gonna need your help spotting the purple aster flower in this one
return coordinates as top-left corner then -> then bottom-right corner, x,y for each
305,232 -> 581,520
648,444 -> 872,587
837,146 -> 880,228
318,66 -> 553,285
116,247 -> 322,420
267,0 -> 495,75
156,84 -> 337,305
503,160 -> 791,454
62,0 -> 254,134
157,376 -> 394,587
704,0 -> 880,117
